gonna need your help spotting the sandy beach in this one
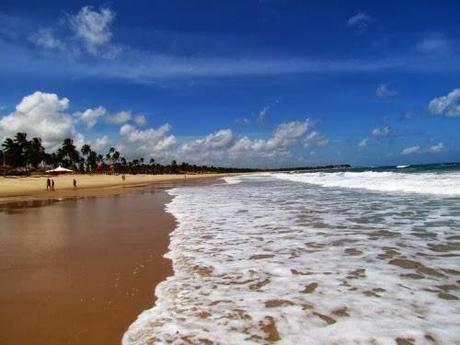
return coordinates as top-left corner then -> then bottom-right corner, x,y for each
0,176 -> 220,345
0,173 -> 225,204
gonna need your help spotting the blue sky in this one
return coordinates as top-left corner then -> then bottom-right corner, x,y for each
0,0 -> 459,167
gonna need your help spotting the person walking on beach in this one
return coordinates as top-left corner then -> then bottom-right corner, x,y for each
73,179 -> 77,188
46,178 -> 51,191
51,179 -> 55,191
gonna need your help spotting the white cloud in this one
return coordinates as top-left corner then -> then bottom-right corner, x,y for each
401,142 -> 445,156
68,6 -> 119,58
90,135 -> 110,152
401,146 -> 421,155
30,28 -> 65,50
107,110 -> 132,124
75,106 -> 107,128
303,131 -> 329,148
376,83 -> 397,98
428,88 -> 460,117
134,115 -> 147,126
175,119 -> 317,166
372,126 -> 392,137
358,138 -> 368,147
0,91 -> 80,149
119,123 -> 176,160
429,142 -> 444,153
347,12 -> 371,32
0,91 -> 332,167
178,129 -> 235,163
265,119 -> 312,149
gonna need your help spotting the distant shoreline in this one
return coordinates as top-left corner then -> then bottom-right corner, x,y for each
0,173 -> 236,204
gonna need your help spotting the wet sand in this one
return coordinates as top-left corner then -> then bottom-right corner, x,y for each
0,180 -> 207,344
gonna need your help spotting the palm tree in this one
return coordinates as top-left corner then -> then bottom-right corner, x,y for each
105,147 -> 115,162
87,151 -> 98,171
27,137 -> 45,168
81,144 -> 91,157
2,137 -> 21,168
58,138 -> 80,168
13,133 -> 29,168
112,151 -> 120,164
14,132 -> 28,148
80,144 -> 91,171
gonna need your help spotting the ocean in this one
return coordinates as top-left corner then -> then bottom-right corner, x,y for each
123,163 -> 460,344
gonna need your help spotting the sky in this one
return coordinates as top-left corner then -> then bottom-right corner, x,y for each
0,0 -> 459,168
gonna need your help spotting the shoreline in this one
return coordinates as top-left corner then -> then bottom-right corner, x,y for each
0,176 -> 220,344
0,173 -> 231,205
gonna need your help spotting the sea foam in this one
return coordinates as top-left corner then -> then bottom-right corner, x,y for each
123,173 -> 460,344
272,170 -> 460,196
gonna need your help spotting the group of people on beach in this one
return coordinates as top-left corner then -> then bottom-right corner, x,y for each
46,178 -> 55,191
46,178 -> 77,191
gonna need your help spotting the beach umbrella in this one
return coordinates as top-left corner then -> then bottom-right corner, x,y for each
46,166 -> 73,174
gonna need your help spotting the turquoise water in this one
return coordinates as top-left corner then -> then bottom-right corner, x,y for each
311,162 -> 460,174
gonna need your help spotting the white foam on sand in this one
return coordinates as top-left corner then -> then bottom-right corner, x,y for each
123,174 -> 460,345
272,171 -> 460,196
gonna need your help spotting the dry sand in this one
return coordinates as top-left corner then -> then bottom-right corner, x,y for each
0,177 -> 221,345
0,173 -> 225,204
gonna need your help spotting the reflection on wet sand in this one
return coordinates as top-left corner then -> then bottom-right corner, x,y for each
0,187 -> 175,345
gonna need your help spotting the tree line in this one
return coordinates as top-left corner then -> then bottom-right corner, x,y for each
0,132 -> 351,176
0,132 -> 260,175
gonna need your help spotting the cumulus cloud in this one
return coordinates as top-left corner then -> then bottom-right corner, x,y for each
401,145 -> 421,155
0,91 -> 332,166
119,123 -> 176,160
176,119 -> 318,166
376,83 -> 397,98
428,88 -> 460,117
372,125 -> 392,137
134,115 -> 147,126
358,138 -> 368,147
90,135 -> 110,152
107,110 -> 132,124
178,129 -> 234,164
75,106 -> 107,128
0,91 -> 80,149
68,6 -> 119,58
347,12 -> 371,32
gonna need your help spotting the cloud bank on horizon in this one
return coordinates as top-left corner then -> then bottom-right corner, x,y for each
0,91 -> 329,167
0,1 -> 459,167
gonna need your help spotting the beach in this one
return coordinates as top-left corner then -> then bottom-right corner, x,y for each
0,173 -> 225,204
1,168 -> 460,344
0,175 -> 221,345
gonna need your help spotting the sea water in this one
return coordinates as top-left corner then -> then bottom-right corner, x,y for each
124,164 -> 460,344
